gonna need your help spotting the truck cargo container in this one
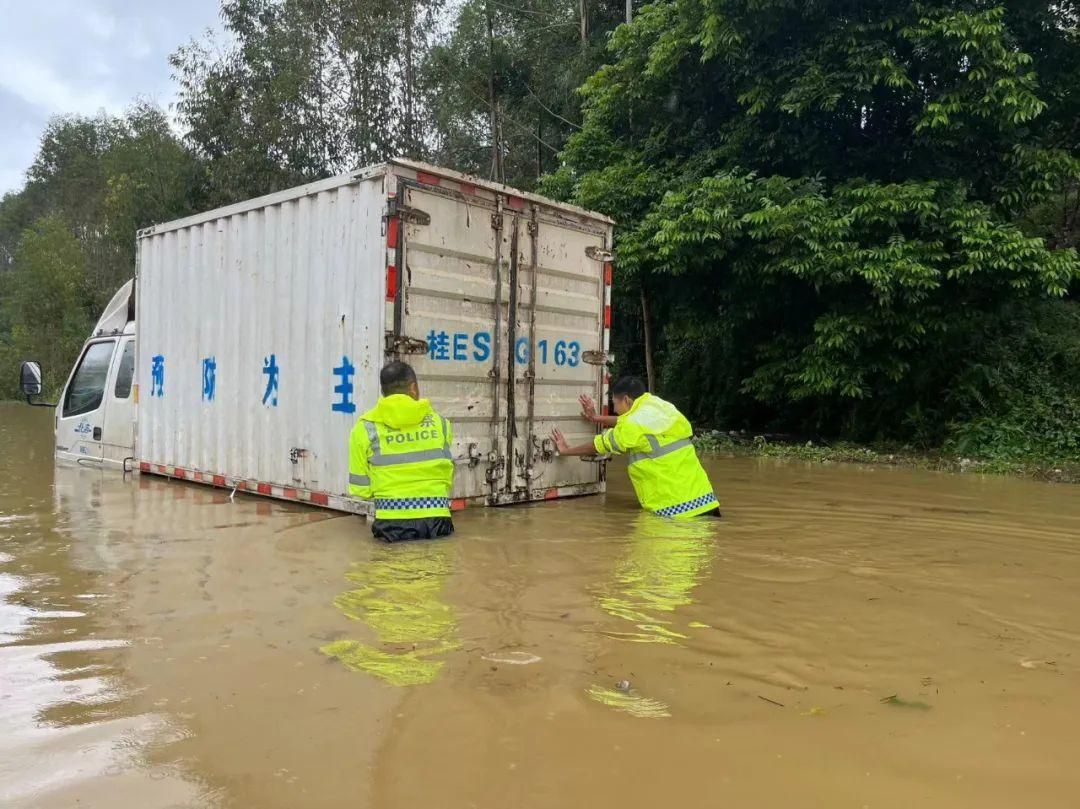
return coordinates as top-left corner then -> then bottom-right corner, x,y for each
19,160 -> 616,515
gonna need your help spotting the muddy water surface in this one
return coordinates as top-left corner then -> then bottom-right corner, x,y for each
3,403 -> 1080,808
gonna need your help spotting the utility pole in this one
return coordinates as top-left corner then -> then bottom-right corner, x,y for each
486,1 -> 503,182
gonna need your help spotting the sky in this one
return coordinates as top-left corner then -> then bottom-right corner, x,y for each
0,0 -> 222,196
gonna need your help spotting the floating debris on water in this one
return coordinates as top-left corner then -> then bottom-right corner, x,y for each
880,695 -> 932,710
482,650 -> 542,665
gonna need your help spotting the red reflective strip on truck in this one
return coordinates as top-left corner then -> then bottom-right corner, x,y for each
416,171 -> 441,186
283,488 -> 297,499
506,195 -> 525,211
544,488 -> 559,500
173,468 -> 186,480
310,492 -> 329,506
140,462 -> 150,473
386,266 -> 398,300
257,483 -> 272,495
604,305 -> 612,328
604,262 -> 613,286
386,217 -> 400,249
459,182 -> 477,196
212,475 -> 226,487
602,405 -> 610,416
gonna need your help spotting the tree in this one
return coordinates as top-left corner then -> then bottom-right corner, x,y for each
172,0 -> 445,205
1,216 -> 92,398
547,0 -> 1080,440
424,0 -> 629,189
0,105 -> 201,398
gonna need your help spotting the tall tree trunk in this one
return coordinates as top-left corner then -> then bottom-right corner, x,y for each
640,282 -> 656,391
486,1 -> 502,182
625,0 -> 632,24
536,116 -> 543,179
579,0 -> 588,46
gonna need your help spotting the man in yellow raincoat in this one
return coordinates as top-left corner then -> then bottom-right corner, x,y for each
349,362 -> 455,541
552,376 -> 719,519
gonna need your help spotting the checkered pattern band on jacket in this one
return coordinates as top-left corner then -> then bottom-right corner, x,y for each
654,492 -> 718,518
374,497 -> 451,511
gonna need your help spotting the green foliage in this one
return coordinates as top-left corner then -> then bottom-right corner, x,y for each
0,217 -> 92,398
425,0 -> 628,189
0,104 -> 199,400
552,0 -> 1080,447
171,0 -> 446,204
945,300 -> 1080,462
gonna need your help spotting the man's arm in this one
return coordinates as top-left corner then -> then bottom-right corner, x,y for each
580,394 -> 618,428
552,427 -> 599,457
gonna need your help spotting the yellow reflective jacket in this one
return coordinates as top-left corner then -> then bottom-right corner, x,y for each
593,393 -> 717,519
348,395 -> 454,519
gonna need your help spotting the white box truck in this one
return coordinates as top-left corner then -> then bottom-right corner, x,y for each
18,160 -> 616,514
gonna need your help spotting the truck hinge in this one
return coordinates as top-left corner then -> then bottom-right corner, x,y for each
387,198 -> 431,226
385,332 -> 429,355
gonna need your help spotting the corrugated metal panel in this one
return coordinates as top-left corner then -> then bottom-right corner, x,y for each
136,173 -> 387,508
514,203 -> 611,496
389,164 -> 613,506
135,161 -> 614,513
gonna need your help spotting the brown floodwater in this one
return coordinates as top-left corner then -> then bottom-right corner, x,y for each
3,403 -> 1080,808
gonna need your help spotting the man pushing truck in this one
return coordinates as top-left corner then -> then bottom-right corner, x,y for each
552,377 -> 720,520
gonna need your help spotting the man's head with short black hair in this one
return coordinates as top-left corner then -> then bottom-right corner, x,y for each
610,376 -> 647,414
380,361 -> 419,398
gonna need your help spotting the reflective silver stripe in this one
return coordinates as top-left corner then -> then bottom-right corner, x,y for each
440,416 -> 450,449
364,421 -> 380,456
369,447 -> 454,466
652,437 -> 692,458
604,429 -> 621,453
627,437 -> 693,466
349,473 -> 370,486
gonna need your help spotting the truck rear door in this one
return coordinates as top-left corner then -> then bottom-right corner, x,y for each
387,167 -> 610,505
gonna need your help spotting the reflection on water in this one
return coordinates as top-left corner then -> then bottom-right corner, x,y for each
322,540 -> 460,686
585,684 -> 672,718
588,514 -> 717,716
595,514 -> 716,644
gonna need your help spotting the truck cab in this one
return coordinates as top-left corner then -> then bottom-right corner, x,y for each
20,280 -> 137,469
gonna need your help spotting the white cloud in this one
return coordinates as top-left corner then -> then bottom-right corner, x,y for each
0,54 -> 120,117
82,7 -> 118,40
0,0 -> 222,195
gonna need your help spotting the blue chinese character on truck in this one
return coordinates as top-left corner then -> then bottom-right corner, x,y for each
262,354 -> 279,406
332,356 -> 356,413
151,355 -> 165,397
202,356 -> 217,401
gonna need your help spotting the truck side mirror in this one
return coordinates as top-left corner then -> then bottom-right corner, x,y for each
20,361 -> 43,397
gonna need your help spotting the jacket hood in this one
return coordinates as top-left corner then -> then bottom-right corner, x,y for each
362,394 -> 435,429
